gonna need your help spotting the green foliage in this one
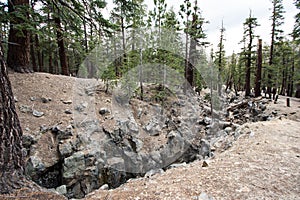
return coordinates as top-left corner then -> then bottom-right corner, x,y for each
292,0 -> 300,43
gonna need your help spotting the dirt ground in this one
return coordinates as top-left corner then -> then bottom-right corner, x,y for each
1,72 -> 300,199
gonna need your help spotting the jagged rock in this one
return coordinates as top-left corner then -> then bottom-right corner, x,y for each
200,139 -> 211,159
224,127 -> 233,134
26,131 -> 60,180
33,110 -> 44,117
63,152 -> 86,180
26,156 -> 46,175
145,119 -> 162,136
52,125 -> 73,140
202,160 -> 210,167
22,134 -> 36,149
59,141 -> 74,158
56,185 -> 67,195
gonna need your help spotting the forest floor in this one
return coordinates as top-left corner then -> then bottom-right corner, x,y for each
1,72 -> 300,200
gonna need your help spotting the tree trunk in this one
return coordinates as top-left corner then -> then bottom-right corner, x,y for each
35,34 -> 42,72
7,0 -> 31,73
48,51 -> 53,74
30,35 -> 37,72
267,1 -> 276,98
255,39 -> 262,97
0,38 -> 25,194
54,15 -> 69,75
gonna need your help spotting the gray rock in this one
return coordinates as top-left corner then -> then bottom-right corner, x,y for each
19,105 -> 32,113
65,109 -> 73,114
145,168 -> 164,178
33,110 -> 44,117
168,162 -> 187,169
272,110 -> 278,115
202,160 -> 210,167
30,97 -> 36,101
40,124 -> 48,133
128,120 -> 139,133
200,139 -> 211,159
63,152 -> 86,179
198,192 -> 214,200
41,97 -> 50,103
203,117 -> 212,125
75,102 -> 88,112
258,103 -> 267,111
63,100 -> 73,104
22,134 -> 36,149
14,96 -> 18,102
56,185 -> 67,195
99,184 -> 109,190
224,127 -> 233,134
26,156 -> 46,175
99,107 -> 109,115
145,120 -> 161,136
59,141 -> 74,157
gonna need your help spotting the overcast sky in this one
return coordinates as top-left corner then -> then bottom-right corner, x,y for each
105,0 -> 298,55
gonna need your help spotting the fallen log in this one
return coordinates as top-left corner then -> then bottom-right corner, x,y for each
227,97 -> 262,112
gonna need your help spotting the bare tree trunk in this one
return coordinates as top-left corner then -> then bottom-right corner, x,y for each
30,35 -> 37,72
255,39 -> 262,97
35,34 -> 42,71
48,51 -> 53,74
7,0 -> 31,73
54,15 -> 69,75
0,38 -> 26,194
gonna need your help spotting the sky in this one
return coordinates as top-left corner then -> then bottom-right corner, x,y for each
105,0 -> 298,55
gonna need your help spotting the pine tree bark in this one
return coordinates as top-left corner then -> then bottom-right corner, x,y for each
0,40 -> 26,194
7,0 -> 31,73
35,34 -> 43,72
255,39 -> 262,97
54,15 -> 69,75
30,35 -> 37,72
245,32 -> 253,97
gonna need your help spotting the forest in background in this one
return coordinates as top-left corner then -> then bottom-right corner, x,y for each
0,0 -> 300,98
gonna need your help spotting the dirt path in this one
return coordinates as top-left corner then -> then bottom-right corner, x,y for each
85,118 -> 300,200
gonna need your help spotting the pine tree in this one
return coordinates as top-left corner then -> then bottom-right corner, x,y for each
7,0 -> 31,73
255,39 -> 263,97
0,36 -> 27,194
267,0 -> 285,97
180,0 -> 208,89
215,20 -> 226,95
242,11 -> 259,97
292,0 -> 300,43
